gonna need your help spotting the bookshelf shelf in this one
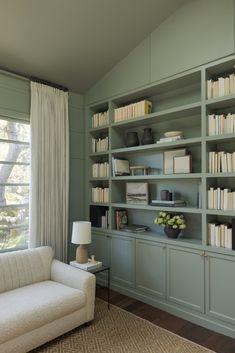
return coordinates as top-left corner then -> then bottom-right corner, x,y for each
111,202 -> 202,214
112,137 -> 201,155
111,102 -> 201,128
112,173 -> 202,181
206,209 -> 235,216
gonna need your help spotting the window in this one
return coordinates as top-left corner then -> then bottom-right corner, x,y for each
0,118 -> 30,251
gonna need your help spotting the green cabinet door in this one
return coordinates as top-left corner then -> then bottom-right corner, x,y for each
205,252 -> 235,325
91,231 -> 110,265
167,246 -> 204,313
136,239 -> 166,298
110,234 -> 135,288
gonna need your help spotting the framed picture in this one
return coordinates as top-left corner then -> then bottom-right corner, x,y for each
126,183 -> 149,205
164,148 -> 186,174
115,209 -> 128,230
173,155 -> 192,174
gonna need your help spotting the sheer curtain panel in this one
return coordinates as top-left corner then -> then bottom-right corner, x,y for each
30,82 -> 69,262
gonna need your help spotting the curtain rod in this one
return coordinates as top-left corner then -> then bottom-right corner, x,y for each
0,65 -> 68,92
30,77 -> 68,92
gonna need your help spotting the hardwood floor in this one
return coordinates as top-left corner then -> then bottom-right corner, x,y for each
96,285 -> 235,353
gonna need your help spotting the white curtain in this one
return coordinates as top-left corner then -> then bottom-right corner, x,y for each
29,82 -> 69,262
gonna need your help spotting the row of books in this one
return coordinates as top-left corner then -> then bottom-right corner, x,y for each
208,222 -> 232,249
114,99 -> 152,122
92,162 -> 109,178
91,110 -> 109,128
207,74 -> 235,99
208,151 -> 235,173
91,136 -> 109,153
208,113 -> 235,136
91,187 -> 109,203
90,205 -> 109,228
112,157 -> 130,176
208,187 -> 235,210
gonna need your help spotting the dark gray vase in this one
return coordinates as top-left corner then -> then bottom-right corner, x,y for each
141,128 -> 154,145
125,131 -> 139,147
164,227 -> 180,238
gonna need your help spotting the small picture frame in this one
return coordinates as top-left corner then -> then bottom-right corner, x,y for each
164,149 -> 186,174
173,155 -> 192,174
126,183 -> 149,205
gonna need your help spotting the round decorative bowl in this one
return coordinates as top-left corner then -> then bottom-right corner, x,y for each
164,227 -> 180,238
164,130 -> 182,138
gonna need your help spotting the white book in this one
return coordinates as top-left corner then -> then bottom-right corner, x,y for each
70,260 -> 102,271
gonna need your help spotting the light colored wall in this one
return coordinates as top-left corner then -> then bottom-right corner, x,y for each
85,0 -> 235,104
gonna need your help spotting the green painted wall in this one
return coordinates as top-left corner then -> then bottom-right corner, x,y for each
68,92 -> 85,262
85,0 -> 235,104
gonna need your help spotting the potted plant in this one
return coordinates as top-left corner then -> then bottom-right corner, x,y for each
154,211 -> 186,238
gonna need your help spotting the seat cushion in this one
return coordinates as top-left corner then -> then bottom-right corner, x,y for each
0,280 -> 86,344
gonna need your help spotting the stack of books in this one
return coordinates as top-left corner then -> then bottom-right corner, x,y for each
70,260 -> 102,271
156,135 -> 182,144
121,224 -> 149,233
150,199 -> 186,207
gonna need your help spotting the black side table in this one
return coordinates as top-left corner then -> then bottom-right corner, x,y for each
89,265 -> 111,309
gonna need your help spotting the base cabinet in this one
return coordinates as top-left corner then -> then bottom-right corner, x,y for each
205,252 -> 235,325
91,231 -> 235,338
167,246 -> 204,313
110,234 -> 135,288
136,239 -> 166,298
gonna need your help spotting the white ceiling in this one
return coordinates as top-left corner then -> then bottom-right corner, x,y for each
0,0 -> 188,93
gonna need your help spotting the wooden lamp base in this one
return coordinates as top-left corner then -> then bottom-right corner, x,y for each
76,244 -> 88,263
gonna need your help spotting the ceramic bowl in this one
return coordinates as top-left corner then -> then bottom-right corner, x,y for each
164,130 -> 182,138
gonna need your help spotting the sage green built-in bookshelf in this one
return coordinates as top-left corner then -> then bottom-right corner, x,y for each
86,55 -> 235,338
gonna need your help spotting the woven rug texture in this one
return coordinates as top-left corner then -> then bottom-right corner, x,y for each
32,299 -> 215,353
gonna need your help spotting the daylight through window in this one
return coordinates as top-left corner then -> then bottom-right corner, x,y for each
0,118 -> 30,251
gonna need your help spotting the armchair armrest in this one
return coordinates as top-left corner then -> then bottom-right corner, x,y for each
51,259 -> 96,321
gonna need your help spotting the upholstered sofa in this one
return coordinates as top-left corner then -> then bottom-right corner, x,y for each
0,246 -> 96,353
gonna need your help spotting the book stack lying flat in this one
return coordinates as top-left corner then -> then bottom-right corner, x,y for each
150,199 -> 186,207
156,136 -> 182,144
121,224 -> 149,232
70,260 -> 102,271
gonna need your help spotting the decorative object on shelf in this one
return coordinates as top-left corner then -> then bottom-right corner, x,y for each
71,221 -> 91,263
141,127 -> 154,145
125,131 -> 139,147
126,182 -> 149,205
173,155 -> 192,174
130,165 -> 149,176
112,157 -> 130,176
164,148 -> 186,174
164,226 -> 181,238
164,130 -> 183,138
115,209 -> 128,230
154,211 -> 186,238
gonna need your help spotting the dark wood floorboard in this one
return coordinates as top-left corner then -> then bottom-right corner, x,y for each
96,285 -> 235,353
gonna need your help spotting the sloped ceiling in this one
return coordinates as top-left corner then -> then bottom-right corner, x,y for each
0,0 -> 188,93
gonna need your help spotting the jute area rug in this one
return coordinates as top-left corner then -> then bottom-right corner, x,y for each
32,299 -> 215,353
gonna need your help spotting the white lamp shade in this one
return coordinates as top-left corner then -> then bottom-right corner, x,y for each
71,221 -> 91,245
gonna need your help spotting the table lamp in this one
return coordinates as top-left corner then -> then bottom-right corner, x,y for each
71,221 -> 91,263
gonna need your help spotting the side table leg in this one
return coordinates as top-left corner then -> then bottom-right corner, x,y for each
108,268 -> 110,310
